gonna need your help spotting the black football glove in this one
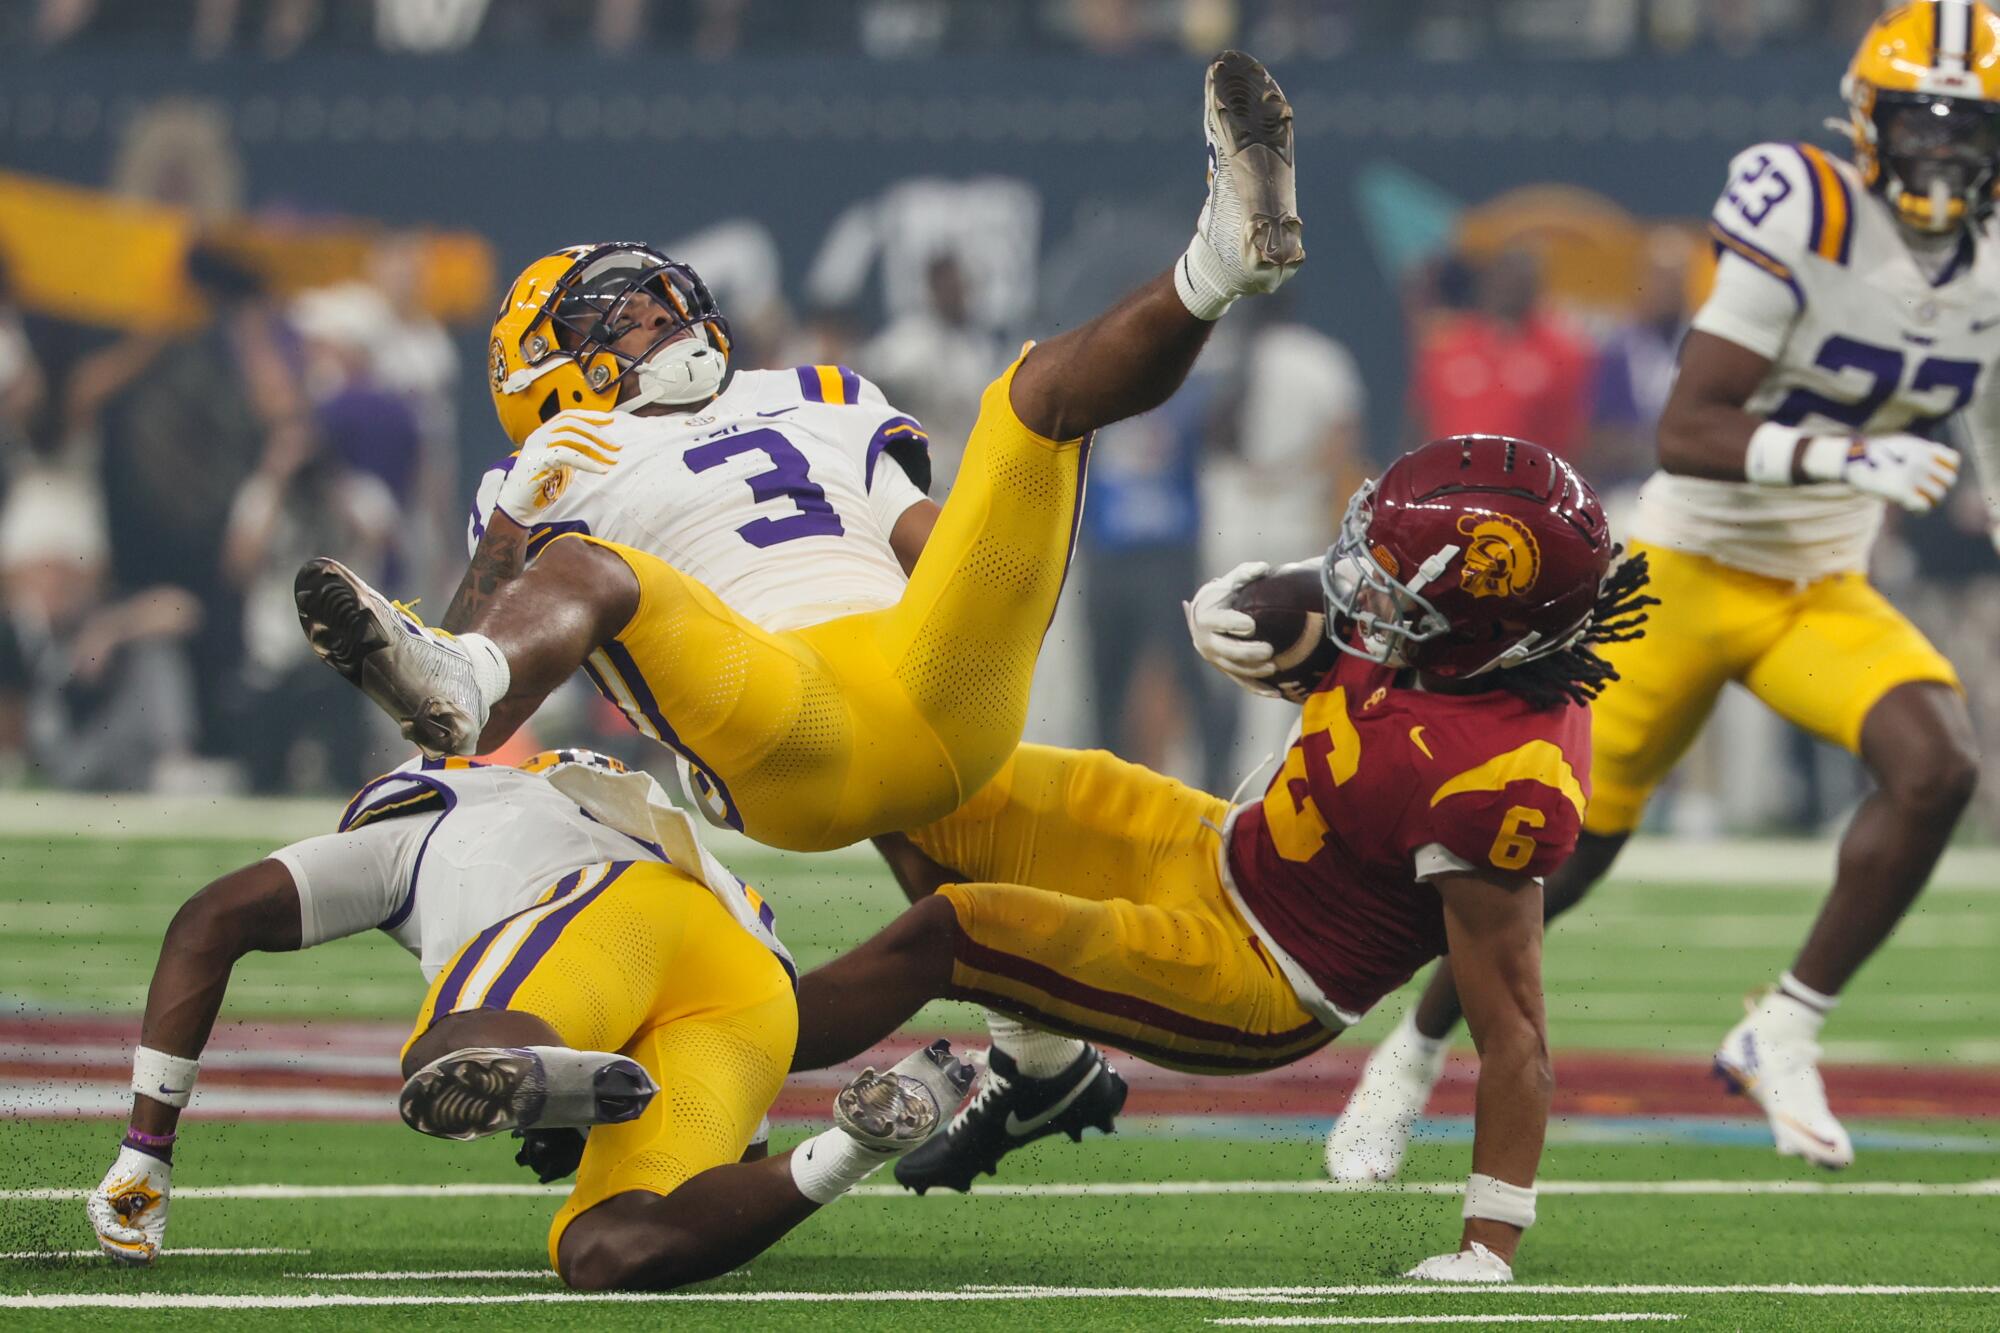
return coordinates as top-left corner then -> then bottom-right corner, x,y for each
513,1127 -> 587,1183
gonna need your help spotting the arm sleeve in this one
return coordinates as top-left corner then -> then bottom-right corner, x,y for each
1692,143 -> 1817,360
1420,771 -> 1585,881
268,818 -> 432,948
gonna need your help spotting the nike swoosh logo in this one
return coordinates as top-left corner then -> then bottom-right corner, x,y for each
1003,1067 -> 1098,1137
1972,316 -> 2000,333
156,1084 -> 188,1097
757,406 -> 798,418
1409,725 -> 1434,759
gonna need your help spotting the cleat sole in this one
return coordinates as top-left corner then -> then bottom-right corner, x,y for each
294,557 -> 475,758
1206,50 -> 1304,270
400,1048 -> 541,1142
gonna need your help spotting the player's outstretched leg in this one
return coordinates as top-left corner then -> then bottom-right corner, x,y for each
556,1040 -> 973,1292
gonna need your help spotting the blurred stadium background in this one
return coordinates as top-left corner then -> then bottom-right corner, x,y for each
4,0 -> 1997,826
2,3 -> 1998,1325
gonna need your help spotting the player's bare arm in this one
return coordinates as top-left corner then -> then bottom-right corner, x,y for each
1433,869 -> 1550,1271
888,498 -> 942,576
441,510 -> 532,631
86,859 -> 302,1262
1655,330 -> 1780,480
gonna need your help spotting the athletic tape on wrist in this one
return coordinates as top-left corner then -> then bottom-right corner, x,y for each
132,1047 -> 200,1109
1462,1172 -> 1537,1229
1744,422 -> 1809,485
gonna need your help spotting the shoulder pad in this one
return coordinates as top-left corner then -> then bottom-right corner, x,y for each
1710,142 -> 1856,283
1423,739 -> 1587,878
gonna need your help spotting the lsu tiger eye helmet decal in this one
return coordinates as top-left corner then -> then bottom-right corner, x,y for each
1322,435 -> 1613,679
1842,1 -> 2000,233
487,242 -> 733,446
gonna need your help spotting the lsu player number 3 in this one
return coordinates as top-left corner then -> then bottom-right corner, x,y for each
1332,0 -> 1995,1184
294,51 -> 1305,853
791,437 -> 1655,1282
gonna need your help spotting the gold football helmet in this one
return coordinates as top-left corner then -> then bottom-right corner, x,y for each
487,242 -> 731,446
1843,0 -> 2000,232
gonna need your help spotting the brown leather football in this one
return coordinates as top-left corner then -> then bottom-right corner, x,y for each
1225,565 -> 1340,704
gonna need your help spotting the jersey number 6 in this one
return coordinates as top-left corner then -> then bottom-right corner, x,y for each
684,427 -> 847,548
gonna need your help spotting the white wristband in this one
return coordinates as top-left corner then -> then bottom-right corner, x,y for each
1463,1172 -> 1537,1229
132,1046 -> 200,1109
1744,422 -> 1808,485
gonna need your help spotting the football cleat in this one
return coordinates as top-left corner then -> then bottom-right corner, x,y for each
295,556 -> 488,758
399,1045 -> 656,1142
834,1038 -> 976,1154
1325,1019 -> 1448,1183
1713,995 -> 1854,1170
894,1044 -> 1126,1194
1197,49 -> 1304,294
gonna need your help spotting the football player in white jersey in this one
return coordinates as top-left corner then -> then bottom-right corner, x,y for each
1328,0 -> 1998,1179
87,747 -> 973,1286
294,51 -> 1305,855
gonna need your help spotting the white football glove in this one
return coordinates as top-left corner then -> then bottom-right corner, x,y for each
1405,1240 -> 1514,1283
1822,434 -> 1960,514
1184,561 -> 1282,698
495,415 -> 623,523
88,1146 -> 171,1265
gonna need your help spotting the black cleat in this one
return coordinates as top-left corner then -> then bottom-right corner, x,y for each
893,1044 -> 1126,1194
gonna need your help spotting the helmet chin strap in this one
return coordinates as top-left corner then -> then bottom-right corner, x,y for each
617,336 -> 726,412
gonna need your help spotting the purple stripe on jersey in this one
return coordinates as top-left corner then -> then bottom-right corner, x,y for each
836,365 -> 860,405
864,416 -> 929,491
381,775 -> 460,932
481,862 -> 633,1009
338,774 -> 403,833
525,519 -> 592,559
1708,221 -> 1805,308
595,639 -> 745,831
1791,143 -> 1827,257
428,866 -> 588,1018
795,365 -> 824,403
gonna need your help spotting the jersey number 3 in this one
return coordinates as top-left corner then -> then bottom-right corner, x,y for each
684,428 -> 847,548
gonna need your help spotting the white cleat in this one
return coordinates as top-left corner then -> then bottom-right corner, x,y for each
1196,49 -> 1304,295
1325,1018 -> 1448,1183
1714,998 -> 1854,1170
399,1045 -> 657,1141
834,1038 -> 976,1155
295,556 -> 488,758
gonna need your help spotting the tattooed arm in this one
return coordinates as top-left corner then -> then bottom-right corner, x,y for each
441,513 -> 531,632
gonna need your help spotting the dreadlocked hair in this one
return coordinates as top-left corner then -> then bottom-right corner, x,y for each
1493,548 -> 1659,712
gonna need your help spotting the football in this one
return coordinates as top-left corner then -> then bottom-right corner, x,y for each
1227,564 -> 1341,704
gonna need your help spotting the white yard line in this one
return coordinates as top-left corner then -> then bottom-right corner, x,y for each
0,1240 -> 308,1248
4,1285 -> 1999,1310
6,1178 -> 1999,1203
1211,1317 -> 1684,1328
289,1270 -> 552,1281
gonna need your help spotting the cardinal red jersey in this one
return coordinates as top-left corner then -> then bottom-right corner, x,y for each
1224,649 -> 1589,1026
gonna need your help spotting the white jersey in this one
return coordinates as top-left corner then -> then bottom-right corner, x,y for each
1633,140 -> 2000,581
470,365 -> 932,632
268,754 -> 792,982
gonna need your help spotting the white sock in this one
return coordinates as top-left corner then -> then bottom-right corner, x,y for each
1761,972 -> 1835,1040
1174,232 -> 1238,321
986,1012 -> 1085,1078
457,632 -> 512,709
788,1126 -> 894,1205
1777,971 -> 1839,1015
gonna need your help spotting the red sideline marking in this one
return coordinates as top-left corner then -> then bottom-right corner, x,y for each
6,1015 -> 1999,1120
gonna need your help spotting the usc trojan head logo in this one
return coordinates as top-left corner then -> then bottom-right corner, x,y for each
1456,512 -> 1541,599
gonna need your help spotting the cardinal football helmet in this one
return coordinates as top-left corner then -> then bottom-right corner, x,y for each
488,242 -> 732,446
1323,435 -> 1613,680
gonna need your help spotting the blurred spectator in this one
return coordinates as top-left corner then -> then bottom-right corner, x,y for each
0,470 -> 199,791
108,98 -> 244,222
670,219 -> 796,373
0,252 -> 47,462
1201,293 -> 1366,780
219,423 -> 397,793
858,252 -> 1007,488
1588,227 -> 1694,491
1408,244 -> 1596,457
1080,367 -> 1235,792
68,247 -> 305,759
363,236 -> 463,594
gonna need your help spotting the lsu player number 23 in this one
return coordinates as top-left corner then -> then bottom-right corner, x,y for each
1329,0 -> 1997,1186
